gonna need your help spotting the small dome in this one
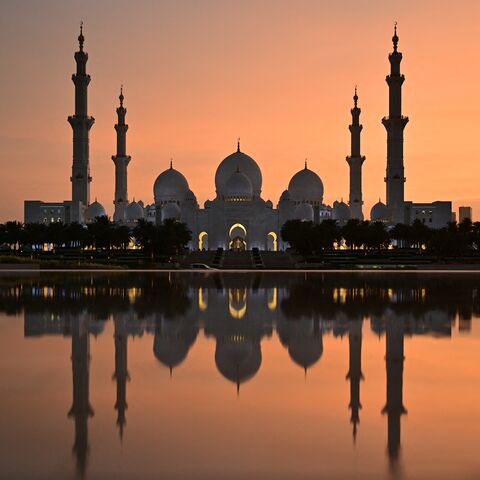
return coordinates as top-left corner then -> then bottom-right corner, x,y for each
288,164 -> 324,204
332,200 -> 351,221
154,164 -> 189,203
223,169 -> 253,200
161,203 -> 181,221
370,200 -> 389,222
184,189 -> 197,203
125,200 -> 144,221
86,200 -> 106,221
215,145 -> 262,197
294,202 -> 314,222
279,189 -> 291,202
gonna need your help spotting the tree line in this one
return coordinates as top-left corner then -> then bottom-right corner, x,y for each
281,218 -> 480,256
0,217 -> 192,257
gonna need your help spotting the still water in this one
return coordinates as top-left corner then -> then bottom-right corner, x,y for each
1,271 -> 480,480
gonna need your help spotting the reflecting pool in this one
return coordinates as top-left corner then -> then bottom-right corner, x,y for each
1,271 -> 480,479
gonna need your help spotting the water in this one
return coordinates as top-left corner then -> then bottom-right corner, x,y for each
1,271 -> 480,480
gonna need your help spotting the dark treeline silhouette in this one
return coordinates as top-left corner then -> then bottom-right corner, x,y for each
281,218 -> 480,256
0,217 -> 191,258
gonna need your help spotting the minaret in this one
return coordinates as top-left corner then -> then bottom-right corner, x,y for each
112,87 -> 131,222
382,313 -> 407,470
346,87 -> 366,220
346,319 -> 364,443
68,23 -> 95,211
68,313 -> 94,478
382,24 -> 409,224
113,313 -> 129,441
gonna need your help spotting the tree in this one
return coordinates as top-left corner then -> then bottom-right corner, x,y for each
365,221 -> 390,250
281,219 -> 316,255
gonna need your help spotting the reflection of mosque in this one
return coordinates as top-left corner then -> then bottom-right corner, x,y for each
16,272 -> 479,476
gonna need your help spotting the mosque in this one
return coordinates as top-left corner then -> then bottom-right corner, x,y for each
24,25 -> 452,250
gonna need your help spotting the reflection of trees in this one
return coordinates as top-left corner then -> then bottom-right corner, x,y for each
0,273 -> 191,320
280,273 -> 480,328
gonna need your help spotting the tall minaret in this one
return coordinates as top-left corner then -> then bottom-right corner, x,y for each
68,23 -> 95,211
112,87 -> 131,222
382,24 -> 409,224
346,87 -> 366,220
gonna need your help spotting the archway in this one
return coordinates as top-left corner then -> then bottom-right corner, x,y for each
229,223 -> 247,251
267,231 -> 278,251
198,231 -> 208,250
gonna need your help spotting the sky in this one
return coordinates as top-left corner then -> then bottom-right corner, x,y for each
0,0 -> 479,222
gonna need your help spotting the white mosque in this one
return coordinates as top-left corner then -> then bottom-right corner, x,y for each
24,25 -> 452,250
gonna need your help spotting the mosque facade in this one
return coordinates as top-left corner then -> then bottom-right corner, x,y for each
24,25 -> 452,249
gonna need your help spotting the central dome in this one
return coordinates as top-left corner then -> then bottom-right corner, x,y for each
215,144 -> 262,198
288,164 -> 324,204
223,169 -> 253,200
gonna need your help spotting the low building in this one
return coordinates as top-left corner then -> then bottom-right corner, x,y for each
404,201 -> 452,229
24,200 -> 84,224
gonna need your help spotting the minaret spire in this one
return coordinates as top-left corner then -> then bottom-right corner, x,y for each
68,24 -> 95,221
112,86 -> 131,222
346,87 -> 366,220
382,23 -> 409,224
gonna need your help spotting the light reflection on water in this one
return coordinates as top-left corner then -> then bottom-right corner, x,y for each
0,271 -> 480,480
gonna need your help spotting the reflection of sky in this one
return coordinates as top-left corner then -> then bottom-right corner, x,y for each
1,273 -> 480,478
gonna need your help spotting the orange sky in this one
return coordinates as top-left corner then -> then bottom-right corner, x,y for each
1,0 -> 479,222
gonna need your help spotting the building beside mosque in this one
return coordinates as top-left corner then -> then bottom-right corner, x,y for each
24,25 -> 452,249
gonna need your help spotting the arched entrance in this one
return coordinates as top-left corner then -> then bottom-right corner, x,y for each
267,231 -> 278,251
229,223 -> 247,251
198,231 -> 208,250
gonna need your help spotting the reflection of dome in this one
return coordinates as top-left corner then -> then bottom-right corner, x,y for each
223,170 -> 253,200
162,203 -> 181,221
86,200 -> 106,221
332,200 -> 351,221
125,200 -> 144,221
154,164 -> 189,203
215,338 -> 261,387
277,318 -> 323,370
288,165 -> 324,204
215,145 -> 262,197
294,202 -> 314,222
153,320 -> 198,370
288,336 -> 323,369
370,200 -> 389,222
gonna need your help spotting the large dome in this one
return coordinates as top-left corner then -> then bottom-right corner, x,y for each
125,200 -> 144,221
161,202 -> 181,221
288,164 -> 324,204
294,202 -> 314,222
86,200 -> 106,222
370,200 -> 389,222
332,200 -> 351,221
154,164 -> 189,203
215,144 -> 262,198
223,169 -> 253,200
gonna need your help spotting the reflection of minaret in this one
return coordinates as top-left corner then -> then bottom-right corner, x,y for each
112,87 -> 131,222
113,314 -> 129,441
68,314 -> 94,478
382,24 -> 409,224
346,319 -> 363,443
346,87 -> 365,220
382,314 -> 407,469
68,23 -> 94,210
